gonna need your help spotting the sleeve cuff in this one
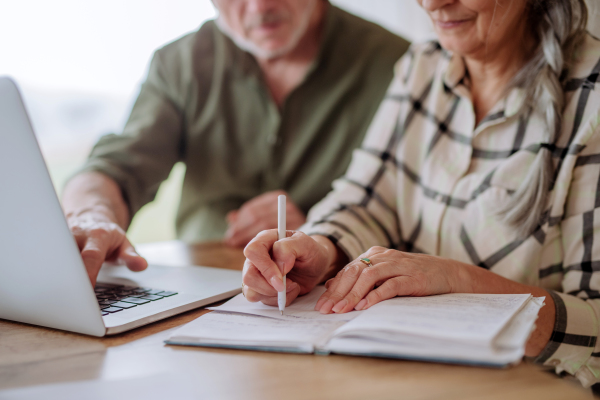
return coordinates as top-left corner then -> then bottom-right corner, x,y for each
299,221 -> 366,262
533,290 -> 599,386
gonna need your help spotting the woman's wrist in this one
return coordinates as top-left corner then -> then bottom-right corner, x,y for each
445,259 -> 555,356
446,259 -> 475,294
311,235 -> 348,283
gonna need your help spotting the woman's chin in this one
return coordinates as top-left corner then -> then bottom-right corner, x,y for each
436,37 -> 480,56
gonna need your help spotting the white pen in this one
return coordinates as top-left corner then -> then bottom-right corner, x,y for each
277,194 -> 286,315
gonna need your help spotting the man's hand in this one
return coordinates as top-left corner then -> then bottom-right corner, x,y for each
66,210 -> 148,286
62,172 -> 147,286
224,191 -> 306,247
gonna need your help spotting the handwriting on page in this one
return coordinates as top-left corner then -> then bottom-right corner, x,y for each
209,285 -> 362,322
171,311 -> 344,345
334,293 -> 531,344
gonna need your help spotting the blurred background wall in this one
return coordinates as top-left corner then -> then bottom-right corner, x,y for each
0,0 -> 598,244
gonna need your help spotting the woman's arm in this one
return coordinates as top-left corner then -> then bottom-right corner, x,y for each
454,262 -> 555,357
312,247 -> 555,356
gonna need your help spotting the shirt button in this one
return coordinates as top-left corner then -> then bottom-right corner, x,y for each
549,359 -> 560,366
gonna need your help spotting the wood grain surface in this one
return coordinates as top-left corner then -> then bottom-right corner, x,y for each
0,241 -> 593,399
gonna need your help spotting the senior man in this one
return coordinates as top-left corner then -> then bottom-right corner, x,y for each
62,0 -> 409,285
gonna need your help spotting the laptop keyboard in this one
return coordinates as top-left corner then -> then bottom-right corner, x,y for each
95,282 -> 178,316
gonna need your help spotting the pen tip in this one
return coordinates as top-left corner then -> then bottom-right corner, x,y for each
280,311 -> 283,315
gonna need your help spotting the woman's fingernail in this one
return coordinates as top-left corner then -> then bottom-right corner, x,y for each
270,276 -> 284,292
332,299 -> 348,313
320,299 -> 335,314
315,297 -> 327,311
355,299 -> 367,311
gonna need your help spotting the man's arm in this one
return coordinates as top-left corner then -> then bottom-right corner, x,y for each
62,172 -> 147,286
61,40 -> 191,284
63,172 -> 130,229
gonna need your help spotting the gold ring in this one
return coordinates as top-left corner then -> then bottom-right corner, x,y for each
360,258 -> 373,268
242,283 -> 246,298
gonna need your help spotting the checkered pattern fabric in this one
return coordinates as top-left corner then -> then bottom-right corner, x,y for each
301,34 -> 600,386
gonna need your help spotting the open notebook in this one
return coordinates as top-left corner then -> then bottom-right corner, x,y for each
166,286 -> 545,367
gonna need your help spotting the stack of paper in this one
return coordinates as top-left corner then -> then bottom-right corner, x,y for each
166,286 -> 544,367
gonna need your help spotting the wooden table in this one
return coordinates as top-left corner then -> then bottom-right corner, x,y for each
0,241 -> 593,399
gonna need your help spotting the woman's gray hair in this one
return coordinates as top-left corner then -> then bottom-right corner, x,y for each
497,0 -> 588,238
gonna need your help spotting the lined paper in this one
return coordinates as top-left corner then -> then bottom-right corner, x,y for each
209,285 -> 362,322
167,311 -> 343,351
333,293 -> 532,345
169,287 -> 542,367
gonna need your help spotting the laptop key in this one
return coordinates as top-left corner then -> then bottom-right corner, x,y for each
139,294 -> 163,301
157,291 -> 177,297
144,289 -> 164,295
102,312 -> 109,316
98,300 -> 118,306
110,301 -> 137,309
121,297 -> 151,305
102,307 -> 124,313
129,293 -> 152,298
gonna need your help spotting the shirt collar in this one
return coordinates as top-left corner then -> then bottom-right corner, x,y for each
443,52 -> 467,90
503,87 -> 526,118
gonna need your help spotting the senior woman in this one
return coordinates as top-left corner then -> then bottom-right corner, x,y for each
241,0 -> 600,386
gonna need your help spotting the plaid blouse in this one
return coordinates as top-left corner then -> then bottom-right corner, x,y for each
301,34 -> 600,386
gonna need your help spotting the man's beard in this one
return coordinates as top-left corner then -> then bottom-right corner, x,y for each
215,4 -> 316,60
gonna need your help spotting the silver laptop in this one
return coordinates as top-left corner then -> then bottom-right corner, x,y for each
0,77 -> 242,336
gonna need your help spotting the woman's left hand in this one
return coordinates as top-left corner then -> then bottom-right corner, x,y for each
315,246 -> 460,314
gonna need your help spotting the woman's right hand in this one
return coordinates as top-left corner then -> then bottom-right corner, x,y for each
242,230 -> 337,307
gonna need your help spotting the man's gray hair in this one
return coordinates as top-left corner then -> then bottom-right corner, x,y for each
497,0 -> 588,238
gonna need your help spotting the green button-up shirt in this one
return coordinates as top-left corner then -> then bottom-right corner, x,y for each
80,5 -> 409,242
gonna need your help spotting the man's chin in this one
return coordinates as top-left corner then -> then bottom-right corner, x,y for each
216,16 -> 308,60
252,42 -> 295,59
234,37 -> 296,60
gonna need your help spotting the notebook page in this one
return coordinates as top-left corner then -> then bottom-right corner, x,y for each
325,334 -> 524,367
166,311 -> 344,352
209,285 -> 362,322
332,293 -> 531,345
325,297 -> 544,366
494,296 -> 545,348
